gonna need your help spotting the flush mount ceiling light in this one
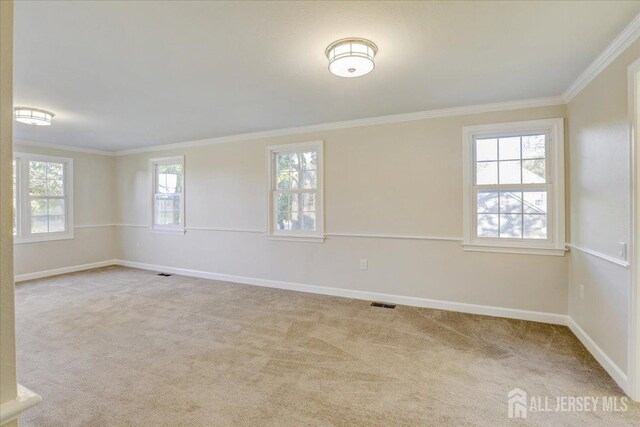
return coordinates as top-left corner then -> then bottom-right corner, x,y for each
325,37 -> 378,78
14,107 -> 55,126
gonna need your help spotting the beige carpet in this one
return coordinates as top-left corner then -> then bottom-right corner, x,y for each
14,266 -> 640,426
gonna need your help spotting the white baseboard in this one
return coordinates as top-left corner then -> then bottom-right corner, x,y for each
11,258 -> 568,325
14,260 -> 118,283
114,259 -> 569,326
16,258 -> 631,396
567,317 -> 629,394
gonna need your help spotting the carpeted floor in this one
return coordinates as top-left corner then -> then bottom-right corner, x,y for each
14,266 -> 640,426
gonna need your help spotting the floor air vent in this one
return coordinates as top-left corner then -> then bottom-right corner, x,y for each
157,273 -> 172,277
371,302 -> 396,309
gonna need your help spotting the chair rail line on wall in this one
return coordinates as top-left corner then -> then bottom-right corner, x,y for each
72,225 -> 630,266
566,243 -> 630,268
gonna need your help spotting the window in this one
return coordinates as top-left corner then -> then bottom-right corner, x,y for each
12,159 -> 18,236
151,156 -> 184,232
462,119 -> 565,255
267,141 -> 324,242
13,153 -> 74,243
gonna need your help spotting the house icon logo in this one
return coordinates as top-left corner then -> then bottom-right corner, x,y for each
508,388 -> 528,419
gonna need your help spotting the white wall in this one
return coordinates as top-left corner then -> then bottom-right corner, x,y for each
114,104 -> 569,315
13,143 -> 117,277
567,39 -> 640,378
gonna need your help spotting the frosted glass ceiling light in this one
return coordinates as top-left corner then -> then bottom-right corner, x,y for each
325,38 -> 377,78
14,107 -> 55,126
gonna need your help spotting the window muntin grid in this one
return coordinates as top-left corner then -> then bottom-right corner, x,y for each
473,133 -> 549,240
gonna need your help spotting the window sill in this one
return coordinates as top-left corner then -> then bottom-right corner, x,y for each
14,233 -> 74,244
151,228 -> 186,235
463,243 -> 566,256
267,234 -> 325,243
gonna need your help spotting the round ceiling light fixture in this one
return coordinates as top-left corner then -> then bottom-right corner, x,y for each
14,107 -> 55,126
325,37 -> 378,78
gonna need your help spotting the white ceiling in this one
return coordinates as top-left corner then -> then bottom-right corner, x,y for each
14,1 -> 640,152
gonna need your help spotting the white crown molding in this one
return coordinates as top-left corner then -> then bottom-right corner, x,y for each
113,96 -> 566,156
109,12 -> 635,156
13,139 -> 115,156
13,97 -> 564,157
563,13 -> 640,102
14,13 -> 638,155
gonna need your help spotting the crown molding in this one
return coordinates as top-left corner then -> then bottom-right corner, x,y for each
12,13 -> 639,156
563,13 -> 640,102
13,139 -> 115,156
10,96 -> 564,157
114,96 -> 565,156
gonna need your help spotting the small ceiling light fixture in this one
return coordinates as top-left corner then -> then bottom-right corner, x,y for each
325,37 -> 378,78
14,107 -> 55,126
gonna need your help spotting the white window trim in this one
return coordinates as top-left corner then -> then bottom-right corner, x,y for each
150,156 -> 185,234
462,118 -> 566,256
266,140 -> 324,243
13,158 -> 21,239
14,153 -> 74,244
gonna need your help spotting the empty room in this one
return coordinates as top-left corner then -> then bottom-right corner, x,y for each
2,0 -> 640,425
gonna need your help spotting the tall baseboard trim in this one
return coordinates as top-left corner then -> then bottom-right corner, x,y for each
15,258 -> 632,396
114,259 -> 569,326
567,317 -> 629,394
10,258 -> 567,325
14,260 -> 118,283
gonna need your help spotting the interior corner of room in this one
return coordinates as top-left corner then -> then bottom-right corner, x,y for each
2,1 -> 640,426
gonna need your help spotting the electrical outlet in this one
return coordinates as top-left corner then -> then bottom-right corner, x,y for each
579,284 -> 584,299
136,241 -> 140,249
360,259 -> 368,270
618,242 -> 627,259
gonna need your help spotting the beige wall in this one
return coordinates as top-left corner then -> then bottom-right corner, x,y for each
0,1 -> 18,426
568,39 -> 640,373
115,104 -> 569,315
13,144 -> 117,276
12,105 -> 569,320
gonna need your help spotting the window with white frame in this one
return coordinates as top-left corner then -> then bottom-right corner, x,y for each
151,156 -> 184,232
13,159 -> 18,236
13,153 -> 74,243
267,141 -> 324,241
462,118 -> 565,255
